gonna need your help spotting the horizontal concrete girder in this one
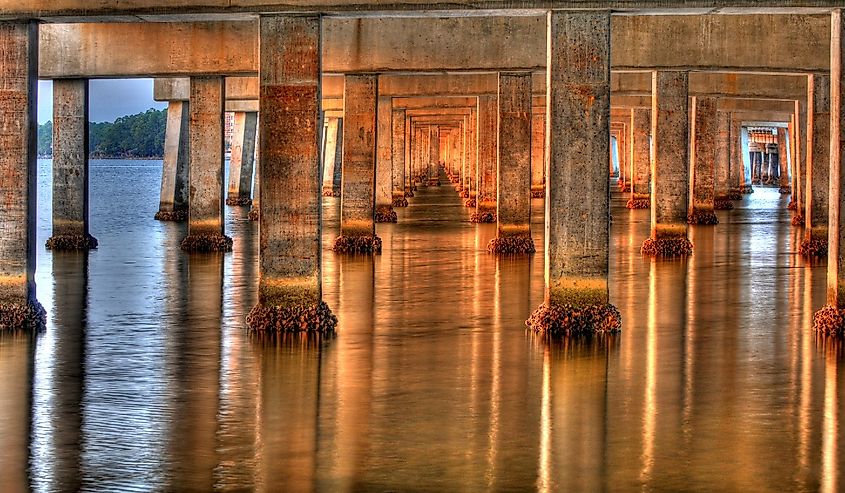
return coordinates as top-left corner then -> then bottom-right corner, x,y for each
40,14 -> 831,77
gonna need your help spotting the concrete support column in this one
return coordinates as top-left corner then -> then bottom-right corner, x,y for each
428,125 -> 441,186
246,15 -> 336,333
615,124 -> 630,192
225,111 -> 257,206
626,107 -> 651,209
391,109 -> 408,207
473,94 -> 497,222
530,112 -> 545,198
777,127 -> 791,194
816,9 -> 845,333
713,111 -> 734,210
740,125 -> 754,194
526,10 -> 620,335
405,115 -> 413,195
375,96 -> 396,223
728,115 -> 744,199
321,118 -> 341,197
688,96 -> 719,225
47,79 -> 98,251
488,72 -> 534,254
0,22 -> 45,331
248,153 -> 260,221
334,74 -> 381,254
800,73 -> 831,258
464,108 -> 477,205
641,70 -> 693,257
791,101 -> 808,220
180,76 -> 232,252
155,101 -> 190,221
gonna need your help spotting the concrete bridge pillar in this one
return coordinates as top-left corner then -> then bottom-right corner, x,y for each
155,101 -> 190,221
473,94 -> 497,222
428,125 -> 441,185
375,96 -> 396,222
626,107 -> 651,209
47,79 -> 98,251
225,111 -> 257,206
321,117 -> 341,197
615,123 -> 629,192
334,74 -> 380,254
489,71 -> 534,255
248,150 -> 260,221
246,14 -> 336,333
777,127 -> 791,194
531,112 -> 545,198
464,108 -> 477,205
180,76 -> 232,252
728,115 -> 744,199
792,101 -> 809,220
641,70 -> 693,257
800,73 -> 831,258
714,111 -> 734,210
391,109 -> 408,207
816,9 -> 845,334
0,22 -> 45,331
526,10 -> 620,335
688,96 -> 718,225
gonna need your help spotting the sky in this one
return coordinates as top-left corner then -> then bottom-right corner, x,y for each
37,78 -> 167,124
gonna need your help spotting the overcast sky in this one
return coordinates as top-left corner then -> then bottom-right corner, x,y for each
37,78 -> 167,124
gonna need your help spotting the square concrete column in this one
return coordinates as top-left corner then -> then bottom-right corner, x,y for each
391,109 -> 408,207
526,10 -> 620,335
800,73 -> 831,259
688,96 -> 718,225
404,114 -> 413,195
816,9 -> 845,333
180,76 -> 232,252
248,150 -> 261,221
530,112 -> 545,198
47,79 -> 98,251
321,117 -> 341,197
740,125 -> 753,194
155,101 -> 190,221
729,114 -> 744,198
0,22 -> 45,331
246,15 -> 336,333
473,94 -> 497,222
626,108 -> 651,209
226,111 -> 257,206
713,111 -> 734,210
777,127 -> 791,194
614,123 -> 630,192
375,96 -> 396,223
488,72 -> 534,255
641,70 -> 693,257
334,74 -> 380,254
792,100 -> 809,218
463,108 -> 478,205
428,125 -> 441,186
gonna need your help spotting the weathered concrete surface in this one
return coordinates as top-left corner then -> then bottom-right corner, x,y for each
391,108 -> 407,207
39,15 -> 833,77
688,96 -> 718,224
714,111 -> 733,206
729,115 -> 743,196
226,111 -> 257,205
47,79 -> 97,251
643,71 -> 692,257
777,127 -> 791,192
375,96 -> 396,222
464,107 -> 477,200
0,22 -> 45,331
321,117 -> 340,196
628,107 -> 651,208
802,73 -> 831,255
474,94 -> 497,221
490,72 -> 533,254
156,101 -> 190,220
530,112 -> 545,197
428,125 -> 440,184
181,76 -> 232,252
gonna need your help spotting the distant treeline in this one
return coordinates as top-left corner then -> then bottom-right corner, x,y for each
38,108 -> 166,159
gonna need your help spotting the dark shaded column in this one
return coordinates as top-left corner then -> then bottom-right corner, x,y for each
47,79 -> 98,250
688,96 -> 718,225
815,9 -> 845,333
375,96 -> 396,222
526,10 -> 620,335
777,127 -> 791,194
391,108 -> 408,207
334,74 -> 380,254
473,94 -> 497,222
489,72 -> 534,254
180,76 -> 232,252
800,73 -> 831,259
321,117 -> 340,196
246,15 -> 336,333
428,125 -> 441,186
713,111 -> 734,210
626,107 -> 651,209
226,111 -> 257,206
728,114 -> 744,199
615,123 -> 630,192
530,112 -> 545,198
641,70 -> 693,257
0,22 -> 45,331
155,100 -> 190,221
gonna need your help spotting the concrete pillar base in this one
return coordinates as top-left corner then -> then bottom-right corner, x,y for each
392,193 -> 409,208
779,186 -> 792,194
154,209 -> 187,221
687,209 -> 719,225
45,234 -> 98,251
739,185 -> 755,194
618,181 -> 631,193
791,214 -> 806,226
322,186 -> 341,197
248,209 -> 259,221
246,300 -> 337,333
714,196 -> 735,210
428,178 -> 442,187
225,196 -> 252,206
180,233 -> 233,252
813,305 -> 845,335
470,204 -> 496,223
526,301 -> 621,336
787,200 -> 798,210
487,235 -> 536,254
0,299 -> 47,332
332,235 -> 382,254
626,194 -> 651,209
727,189 -> 743,200
530,185 -> 546,198
405,187 -> 415,198
459,189 -> 470,199
798,237 -> 828,258
641,236 -> 694,257
374,205 -> 398,223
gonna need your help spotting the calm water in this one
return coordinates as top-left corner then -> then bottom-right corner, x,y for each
0,158 -> 841,491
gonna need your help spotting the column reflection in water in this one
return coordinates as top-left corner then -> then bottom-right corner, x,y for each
0,332 -> 35,492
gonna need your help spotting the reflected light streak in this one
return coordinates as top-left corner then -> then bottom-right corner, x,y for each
798,268 -> 813,477
821,348 -> 839,493
537,345 -> 551,493
486,259 -> 502,488
640,260 -> 657,485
